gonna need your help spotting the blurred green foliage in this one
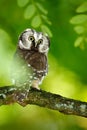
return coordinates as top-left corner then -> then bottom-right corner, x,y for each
70,1 -> 87,49
0,0 -> 87,130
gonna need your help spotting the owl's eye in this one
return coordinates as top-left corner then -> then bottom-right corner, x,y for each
38,39 -> 43,44
28,36 -> 35,42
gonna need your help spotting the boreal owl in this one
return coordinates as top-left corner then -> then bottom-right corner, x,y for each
12,28 -> 50,91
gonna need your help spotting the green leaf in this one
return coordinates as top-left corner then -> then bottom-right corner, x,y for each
79,42 -> 85,50
74,26 -> 84,34
85,38 -> 87,42
36,2 -> 48,14
17,0 -> 29,7
41,25 -> 52,37
31,15 -> 41,28
24,4 -> 36,19
70,14 -> 87,24
74,36 -> 83,47
76,2 -> 87,13
41,15 -> 52,25
41,15 -> 48,20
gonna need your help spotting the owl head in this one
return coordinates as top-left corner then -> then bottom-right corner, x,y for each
18,28 -> 50,55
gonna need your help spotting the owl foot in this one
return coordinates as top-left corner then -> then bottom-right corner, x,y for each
32,80 -> 40,90
14,87 -> 29,106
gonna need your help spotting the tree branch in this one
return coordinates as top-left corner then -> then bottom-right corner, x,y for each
0,85 -> 87,118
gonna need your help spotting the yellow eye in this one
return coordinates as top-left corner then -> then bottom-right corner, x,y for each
28,36 -> 35,41
38,39 -> 43,44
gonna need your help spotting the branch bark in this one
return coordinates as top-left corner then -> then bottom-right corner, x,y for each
0,85 -> 87,118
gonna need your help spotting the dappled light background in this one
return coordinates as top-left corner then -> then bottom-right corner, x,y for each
0,0 -> 87,130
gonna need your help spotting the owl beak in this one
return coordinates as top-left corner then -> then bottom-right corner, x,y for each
35,42 -> 37,47
32,40 -> 36,47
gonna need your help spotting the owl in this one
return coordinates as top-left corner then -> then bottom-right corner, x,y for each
12,28 -> 50,91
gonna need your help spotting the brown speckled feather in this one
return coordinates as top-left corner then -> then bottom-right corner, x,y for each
17,47 -> 47,71
28,52 -> 47,71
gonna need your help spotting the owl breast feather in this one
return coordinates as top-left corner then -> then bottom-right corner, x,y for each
16,48 -> 48,77
27,52 -> 47,71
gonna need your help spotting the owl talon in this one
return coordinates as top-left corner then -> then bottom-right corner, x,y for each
32,80 -> 40,90
32,86 -> 40,90
14,88 -> 29,106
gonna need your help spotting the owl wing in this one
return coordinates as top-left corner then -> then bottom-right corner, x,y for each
11,49 -> 33,87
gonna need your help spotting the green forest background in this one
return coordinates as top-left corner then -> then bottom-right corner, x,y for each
0,0 -> 87,130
